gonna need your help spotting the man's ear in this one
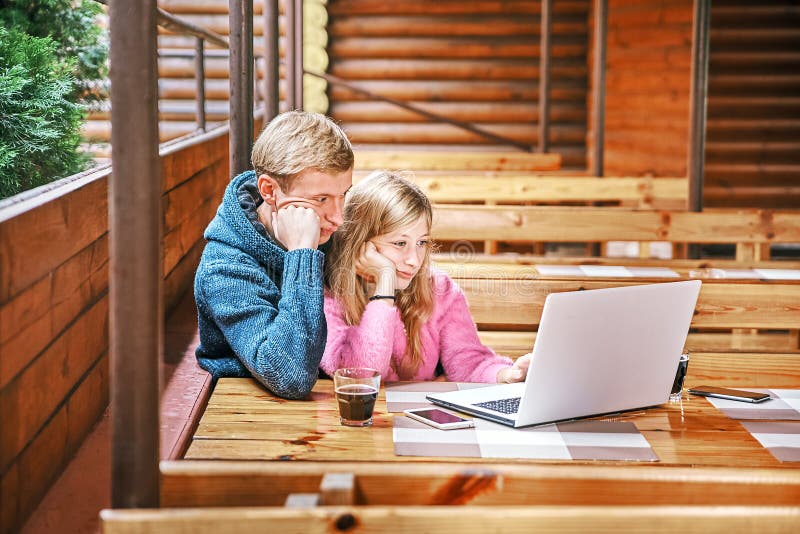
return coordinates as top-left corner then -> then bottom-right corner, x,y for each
257,174 -> 280,207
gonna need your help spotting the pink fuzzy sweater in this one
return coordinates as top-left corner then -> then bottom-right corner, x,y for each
321,270 -> 513,382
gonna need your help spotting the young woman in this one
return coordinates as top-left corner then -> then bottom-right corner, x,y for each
322,171 -> 531,383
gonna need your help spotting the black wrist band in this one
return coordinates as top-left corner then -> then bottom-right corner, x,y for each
369,294 -> 396,301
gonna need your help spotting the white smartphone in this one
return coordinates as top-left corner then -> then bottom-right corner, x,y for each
403,407 -> 475,430
688,385 -> 771,403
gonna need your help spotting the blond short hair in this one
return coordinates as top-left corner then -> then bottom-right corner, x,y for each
251,110 -> 353,189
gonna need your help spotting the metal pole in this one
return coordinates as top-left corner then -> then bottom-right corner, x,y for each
591,0 -> 607,177
538,0 -> 552,153
195,37 -> 206,131
688,0 -> 710,212
108,0 -> 161,509
285,0 -> 297,109
254,55 -> 261,109
229,0 -> 254,177
264,0 -> 280,119
294,0 -> 303,109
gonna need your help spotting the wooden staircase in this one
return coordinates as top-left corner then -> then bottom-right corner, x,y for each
705,0 -> 800,207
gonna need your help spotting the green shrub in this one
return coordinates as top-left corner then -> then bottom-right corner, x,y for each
0,27 -> 88,198
0,0 -> 108,103
0,0 -> 107,199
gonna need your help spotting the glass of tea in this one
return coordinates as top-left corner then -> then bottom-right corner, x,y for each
333,368 -> 381,427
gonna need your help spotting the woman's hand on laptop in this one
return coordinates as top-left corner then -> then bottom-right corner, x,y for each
496,353 -> 532,383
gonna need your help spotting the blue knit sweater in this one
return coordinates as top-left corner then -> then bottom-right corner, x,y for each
194,171 -> 326,399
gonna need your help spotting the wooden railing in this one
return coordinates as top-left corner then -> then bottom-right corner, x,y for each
0,124 -> 233,533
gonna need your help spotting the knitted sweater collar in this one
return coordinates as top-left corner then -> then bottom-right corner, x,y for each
211,171 -> 287,273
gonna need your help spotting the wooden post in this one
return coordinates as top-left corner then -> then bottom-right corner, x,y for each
319,473 -> 356,506
687,0 -> 711,258
538,0 -> 552,153
591,0 -> 607,177
688,0 -> 710,213
294,0 -> 304,109
229,0 -> 254,177
195,38 -> 206,131
108,0 -> 161,509
263,0 -> 280,119
285,0 -> 297,109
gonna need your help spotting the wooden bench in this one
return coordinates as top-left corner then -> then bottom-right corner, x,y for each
432,205 -> 800,261
156,461 -> 800,507
101,505 -> 800,533
354,150 -> 562,172
438,273 -> 800,356
104,453 -> 800,530
355,172 -> 688,209
433,253 -> 800,272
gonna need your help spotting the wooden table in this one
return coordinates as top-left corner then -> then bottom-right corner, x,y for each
185,378 -> 789,468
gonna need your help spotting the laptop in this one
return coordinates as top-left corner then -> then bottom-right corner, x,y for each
427,280 -> 702,427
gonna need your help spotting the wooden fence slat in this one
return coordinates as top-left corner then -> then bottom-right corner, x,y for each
0,175 -> 108,303
0,236 -> 108,390
0,296 -> 108,472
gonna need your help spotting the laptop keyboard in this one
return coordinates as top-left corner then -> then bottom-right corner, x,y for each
473,397 -> 521,415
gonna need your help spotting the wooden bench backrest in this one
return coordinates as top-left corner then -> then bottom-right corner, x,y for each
354,173 -> 688,209
432,205 -> 800,246
101,505 -> 800,533
354,150 -> 562,171
157,461 -> 800,508
452,278 -> 800,331
432,255 -> 800,273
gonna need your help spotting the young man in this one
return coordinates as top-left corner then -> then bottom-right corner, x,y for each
194,111 -> 353,399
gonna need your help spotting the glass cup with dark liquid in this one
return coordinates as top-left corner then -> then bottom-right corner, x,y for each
333,368 -> 381,426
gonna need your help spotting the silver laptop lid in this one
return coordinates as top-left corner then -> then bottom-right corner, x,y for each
514,280 -> 701,426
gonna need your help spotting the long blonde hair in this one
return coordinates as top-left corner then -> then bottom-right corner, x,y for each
327,171 -> 435,379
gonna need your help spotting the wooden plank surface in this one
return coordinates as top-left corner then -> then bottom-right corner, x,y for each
0,234 -> 108,389
101,506 -> 800,533
0,296 -> 108,472
183,378 -> 791,468
353,174 -> 687,207
433,256 -> 800,274
161,460 -> 800,508
0,176 -> 108,303
452,278 -> 800,330
480,331 -> 800,357
160,127 -> 228,192
432,205 -> 800,244
354,150 -> 562,171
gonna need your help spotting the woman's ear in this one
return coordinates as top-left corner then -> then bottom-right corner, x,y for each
257,174 -> 280,207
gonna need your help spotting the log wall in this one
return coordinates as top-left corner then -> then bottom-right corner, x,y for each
0,127 -> 230,534
704,0 -> 800,208
588,0 -> 694,177
326,0 -> 591,168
